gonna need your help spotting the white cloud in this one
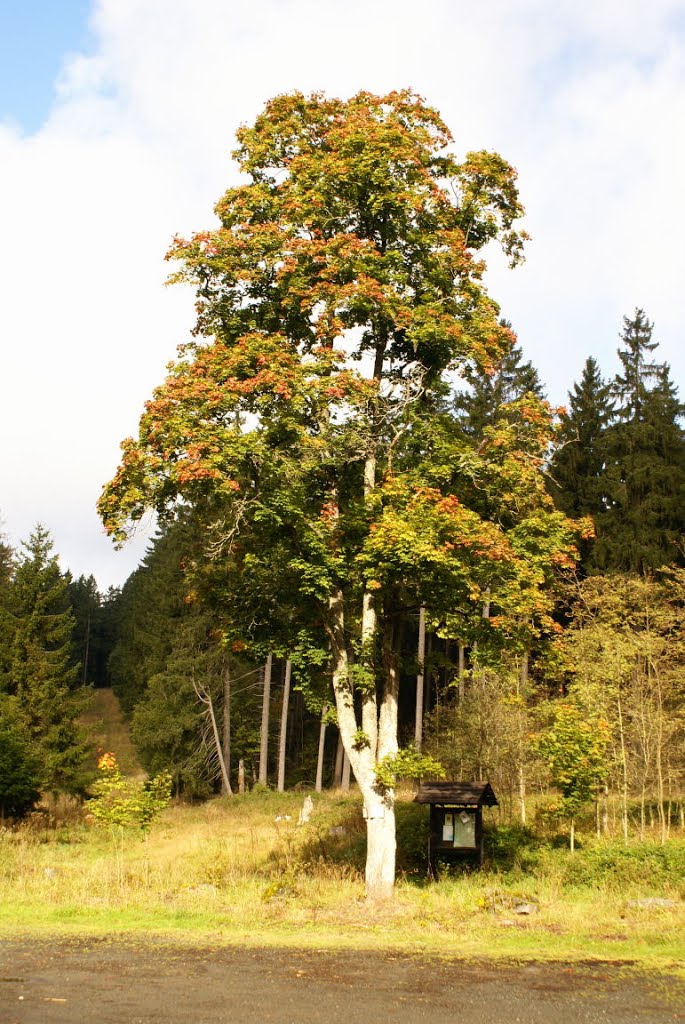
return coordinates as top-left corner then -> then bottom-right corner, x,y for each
1,0 -> 683,587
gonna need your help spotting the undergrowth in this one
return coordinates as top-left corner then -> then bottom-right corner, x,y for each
0,790 -> 683,969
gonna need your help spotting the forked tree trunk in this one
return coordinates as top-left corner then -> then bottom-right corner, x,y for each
258,653 -> 273,784
327,585 -> 397,900
192,671 -> 232,795
277,659 -> 292,793
323,442 -> 399,898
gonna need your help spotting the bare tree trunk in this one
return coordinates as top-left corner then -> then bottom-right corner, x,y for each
222,658 -> 232,796
277,659 -> 291,793
258,653 -> 273,785
333,733 -> 344,788
82,605 -> 91,687
518,648 -> 529,825
458,643 -> 465,702
193,672 -> 232,796
341,748 -> 351,792
313,704 -> 327,790
654,667 -> 667,845
617,691 -> 629,842
601,783 -> 609,835
414,606 -> 426,752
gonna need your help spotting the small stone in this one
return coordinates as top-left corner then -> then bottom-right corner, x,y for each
627,897 -> 677,909
186,884 -> 218,896
512,902 -> 539,915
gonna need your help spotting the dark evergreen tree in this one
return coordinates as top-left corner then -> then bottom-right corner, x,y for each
7,526 -> 91,794
0,695 -> 40,819
550,356 -> 614,521
595,311 -> 685,572
107,525 -> 189,714
68,575 -> 118,688
0,534 -> 15,692
613,308 -> 662,419
454,338 -> 544,438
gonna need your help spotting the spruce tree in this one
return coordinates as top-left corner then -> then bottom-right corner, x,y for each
7,526 -> 91,794
455,339 -> 544,439
107,524 -> 191,714
596,311 -> 685,571
0,695 -> 40,818
0,534 -> 15,692
550,356 -> 614,522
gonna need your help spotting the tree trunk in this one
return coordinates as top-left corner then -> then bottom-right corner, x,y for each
326,585 -> 396,898
277,659 -> 291,793
333,733 -> 344,788
82,605 -> 91,687
414,606 -> 426,752
315,704 -> 327,793
324,443 -> 399,897
206,682 -> 232,796
221,658 -> 232,796
458,643 -> 465,702
258,653 -> 272,785
341,748 -> 351,792
616,691 -> 629,842
191,671 -> 232,796
518,647 -> 528,825
238,758 -> 245,793
364,808 -> 396,900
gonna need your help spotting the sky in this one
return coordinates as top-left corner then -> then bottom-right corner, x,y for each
1,0 -> 684,590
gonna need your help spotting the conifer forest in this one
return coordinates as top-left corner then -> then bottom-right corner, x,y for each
2,93 -> 684,895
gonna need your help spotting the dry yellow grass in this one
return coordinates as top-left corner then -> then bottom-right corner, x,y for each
1,790 -> 683,973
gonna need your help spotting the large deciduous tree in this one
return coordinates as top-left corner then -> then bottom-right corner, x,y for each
100,90 -> 582,897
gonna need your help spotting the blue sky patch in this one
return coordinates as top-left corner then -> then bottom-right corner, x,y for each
0,0 -> 94,133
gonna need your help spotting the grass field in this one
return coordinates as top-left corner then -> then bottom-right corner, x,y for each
1,786 -> 683,974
